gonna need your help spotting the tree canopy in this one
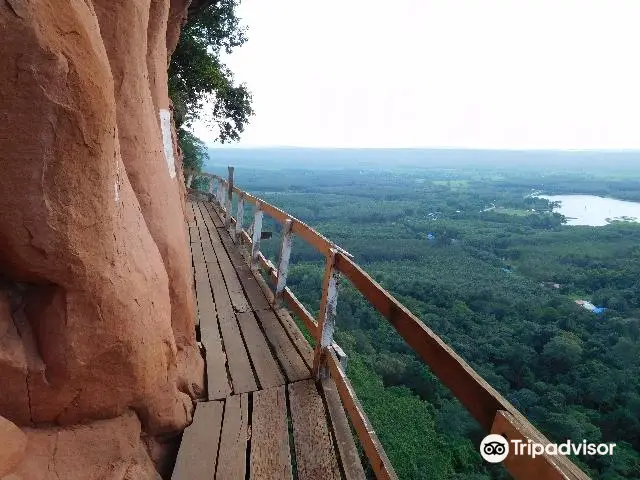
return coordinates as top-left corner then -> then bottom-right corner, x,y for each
169,0 -> 253,180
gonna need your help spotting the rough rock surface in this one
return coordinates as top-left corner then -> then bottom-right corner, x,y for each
0,0 -> 203,477
0,416 -> 27,477
10,411 -> 160,480
94,0 -> 203,398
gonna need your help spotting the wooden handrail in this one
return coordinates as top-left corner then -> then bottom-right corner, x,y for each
195,170 -> 588,480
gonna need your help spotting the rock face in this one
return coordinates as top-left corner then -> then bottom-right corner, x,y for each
0,416 -> 27,477
0,0 -> 203,477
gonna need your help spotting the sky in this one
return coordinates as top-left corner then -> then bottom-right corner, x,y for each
192,0 -> 640,150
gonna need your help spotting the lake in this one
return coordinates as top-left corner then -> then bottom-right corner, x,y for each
539,195 -> 640,226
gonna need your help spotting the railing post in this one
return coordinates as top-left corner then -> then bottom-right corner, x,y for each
274,219 -> 293,306
250,202 -> 263,268
313,249 -> 340,379
208,176 -> 214,195
187,173 -> 194,188
217,179 -> 223,206
225,166 -> 234,228
234,194 -> 244,243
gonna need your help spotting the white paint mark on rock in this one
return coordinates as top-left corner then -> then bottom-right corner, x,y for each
160,109 -> 176,179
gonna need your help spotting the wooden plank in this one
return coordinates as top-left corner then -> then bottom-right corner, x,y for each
236,312 -> 284,390
189,226 -> 199,244
274,307 -> 314,370
194,264 -> 231,400
216,394 -> 250,480
250,386 -> 292,480
200,208 -> 251,314
204,201 -> 225,228
288,380 -> 341,480
321,377 -> 366,480
236,265 -> 271,311
191,240 -> 206,266
172,401 -> 224,480
215,226 -> 271,311
255,309 -> 310,382
326,349 -> 398,480
203,237 -> 256,395
492,411 -> 589,480
218,311 -> 257,394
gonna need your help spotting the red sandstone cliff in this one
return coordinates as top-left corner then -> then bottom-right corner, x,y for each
0,1 -> 203,478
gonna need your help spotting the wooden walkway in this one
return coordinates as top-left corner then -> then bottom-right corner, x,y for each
172,199 -> 365,480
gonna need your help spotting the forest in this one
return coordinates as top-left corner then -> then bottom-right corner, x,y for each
202,157 -> 640,479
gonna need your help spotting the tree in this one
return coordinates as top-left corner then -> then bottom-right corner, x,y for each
169,0 -> 253,143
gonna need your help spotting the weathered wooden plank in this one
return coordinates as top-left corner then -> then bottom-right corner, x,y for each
199,208 -> 251,314
274,307 -> 314,370
236,312 -> 284,390
492,410 -> 589,480
189,226 -> 199,244
219,312 -> 257,395
250,386 -> 292,480
255,309 -> 310,382
321,378 -> 366,480
215,226 -> 271,311
191,235 -> 206,265
236,265 -> 271,311
194,264 -> 231,400
172,401 -> 224,480
216,394 -> 250,480
203,238 -> 256,394
326,349 -> 398,480
204,200 -> 225,228
288,380 -> 341,480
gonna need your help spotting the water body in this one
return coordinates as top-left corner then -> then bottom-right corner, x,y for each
539,195 -> 640,226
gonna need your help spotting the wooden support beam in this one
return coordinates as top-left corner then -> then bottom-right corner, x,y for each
234,195 -> 244,243
326,348 -> 398,480
274,219 -> 293,306
313,249 -> 339,379
225,166 -> 234,228
251,202 -> 263,268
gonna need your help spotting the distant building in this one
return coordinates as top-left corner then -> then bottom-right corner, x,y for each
575,300 -> 606,315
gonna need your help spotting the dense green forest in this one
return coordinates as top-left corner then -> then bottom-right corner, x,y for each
204,160 -> 640,479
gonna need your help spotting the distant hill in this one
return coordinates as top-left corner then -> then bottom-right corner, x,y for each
206,147 -> 640,172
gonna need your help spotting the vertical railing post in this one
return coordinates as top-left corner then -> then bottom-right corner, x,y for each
217,178 -> 223,206
187,173 -> 194,189
251,202 -> 263,268
225,166 -> 234,228
234,194 -> 244,243
274,219 -> 293,306
208,176 -> 214,195
313,249 -> 340,379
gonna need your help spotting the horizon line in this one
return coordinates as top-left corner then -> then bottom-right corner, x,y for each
206,144 -> 640,152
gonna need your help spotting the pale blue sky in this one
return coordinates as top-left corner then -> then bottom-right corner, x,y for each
193,0 -> 640,149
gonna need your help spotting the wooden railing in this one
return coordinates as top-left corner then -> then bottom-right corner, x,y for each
191,168 -> 589,480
